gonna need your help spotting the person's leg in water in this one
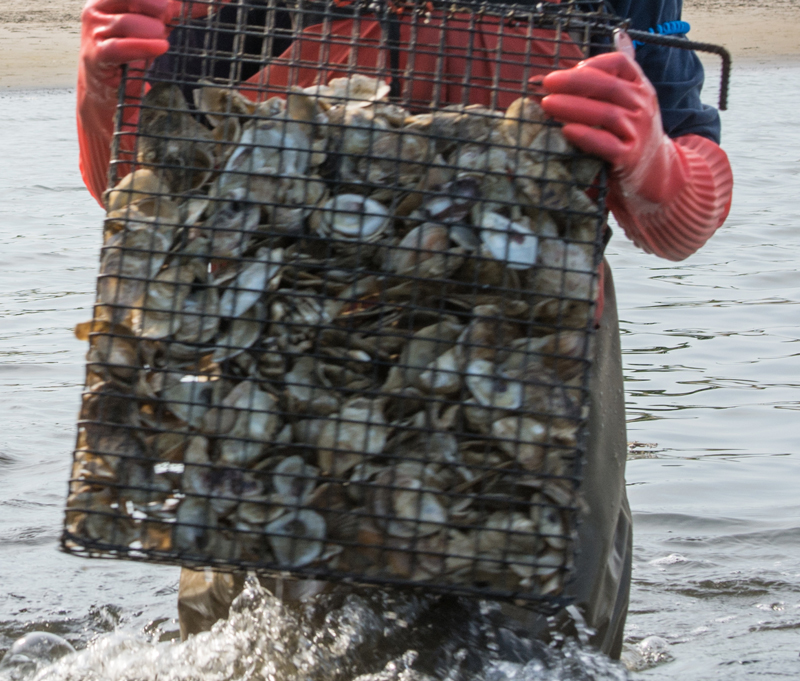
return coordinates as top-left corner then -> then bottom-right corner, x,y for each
571,260 -> 632,657
177,260 -> 632,659
497,259 -> 632,658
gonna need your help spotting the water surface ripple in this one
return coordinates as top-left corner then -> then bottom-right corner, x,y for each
1,64 -> 799,680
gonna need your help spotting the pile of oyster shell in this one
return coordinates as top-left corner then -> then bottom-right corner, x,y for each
65,74 -> 602,600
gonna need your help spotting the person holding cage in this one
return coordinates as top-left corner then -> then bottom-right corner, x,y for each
76,0 -> 732,659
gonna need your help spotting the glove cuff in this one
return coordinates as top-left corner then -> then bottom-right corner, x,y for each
608,134 -> 733,261
77,65 -> 148,205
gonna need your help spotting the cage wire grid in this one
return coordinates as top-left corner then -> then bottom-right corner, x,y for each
63,0 -> 624,609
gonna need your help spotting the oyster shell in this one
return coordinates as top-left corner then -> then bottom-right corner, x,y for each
172,286 -> 220,344
500,97 -> 546,148
211,303 -> 264,362
173,497 -> 217,553
387,223 -> 464,280
317,397 -> 389,477
304,75 -> 391,106
202,189 -> 262,260
223,92 -> 315,179
477,211 -> 538,270
465,359 -> 523,410
266,509 -> 326,566
140,264 -> 196,339
105,169 -> 170,212
372,464 -> 447,538
272,455 -> 318,505
491,417 -> 547,470
162,373 -> 222,429
193,83 -> 256,127
137,84 -> 215,192
97,220 -> 175,322
218,248 -> 283,318
417,347 -> 464,395
213,382 -> 282,468
311,194 -> 390,243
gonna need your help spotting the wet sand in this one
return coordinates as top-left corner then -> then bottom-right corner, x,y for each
1,0 -> 799,89
684,0 -> 800,64
0,0 -> 82,89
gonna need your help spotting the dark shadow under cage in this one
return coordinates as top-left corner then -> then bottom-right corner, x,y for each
62,0 -> 627,610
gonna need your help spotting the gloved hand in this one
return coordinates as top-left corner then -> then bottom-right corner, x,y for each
78,0 -> 178,203
539,31 -> 732,261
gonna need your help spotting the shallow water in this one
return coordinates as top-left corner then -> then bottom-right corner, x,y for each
1,63 -> 799,680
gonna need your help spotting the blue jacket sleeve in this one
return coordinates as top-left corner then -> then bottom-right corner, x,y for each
604,0 -> 721,143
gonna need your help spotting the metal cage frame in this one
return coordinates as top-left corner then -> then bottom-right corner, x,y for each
62,0 -> 631,611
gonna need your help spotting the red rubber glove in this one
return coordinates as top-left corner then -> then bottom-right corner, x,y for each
78,0 -> 177,204
540,32 -> 732,261
78,1 -> 222,204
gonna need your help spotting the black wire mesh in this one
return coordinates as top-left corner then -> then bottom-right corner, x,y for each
62,0 -> 625,609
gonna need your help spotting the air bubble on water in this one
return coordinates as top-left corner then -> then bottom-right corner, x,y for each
649,553 -> 687,566
620,635 -> 673,672
0,633 -> 75,681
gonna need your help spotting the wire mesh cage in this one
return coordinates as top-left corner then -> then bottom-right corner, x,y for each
63,0 -> 626,608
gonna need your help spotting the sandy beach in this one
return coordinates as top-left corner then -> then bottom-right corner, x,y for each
1,0 -> 799,89
684,0 -> 800,64
0,0 -> 82,89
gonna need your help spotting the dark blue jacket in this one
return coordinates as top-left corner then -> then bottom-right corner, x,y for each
606,0 -> 721,143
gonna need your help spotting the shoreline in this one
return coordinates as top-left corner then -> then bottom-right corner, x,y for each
1,2 -> 799,90
683,1 -> 800,65
0,24 -> 80,90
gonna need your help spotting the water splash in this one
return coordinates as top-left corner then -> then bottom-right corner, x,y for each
16,578 -> 627,681
619,637 -> 673,673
